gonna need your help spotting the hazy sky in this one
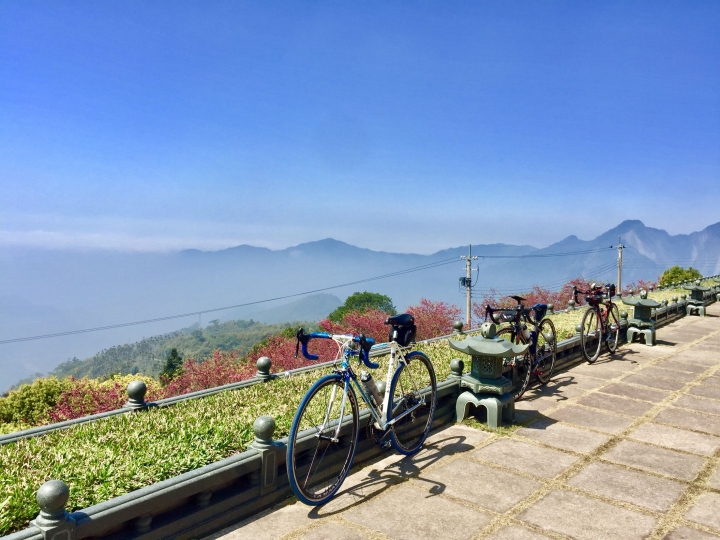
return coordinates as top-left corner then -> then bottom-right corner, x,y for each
2,1 -> 719,254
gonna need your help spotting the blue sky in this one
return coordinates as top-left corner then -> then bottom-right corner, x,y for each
1,1 -> 719,254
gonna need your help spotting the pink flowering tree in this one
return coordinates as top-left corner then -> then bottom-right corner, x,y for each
406,299 -> 461,340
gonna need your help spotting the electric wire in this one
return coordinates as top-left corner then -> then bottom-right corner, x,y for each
0,245 -> 620,345
0,258 -> 458,345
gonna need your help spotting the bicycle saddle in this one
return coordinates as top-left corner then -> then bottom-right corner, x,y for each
385,313 -> 414,327
508,295 -> 526,305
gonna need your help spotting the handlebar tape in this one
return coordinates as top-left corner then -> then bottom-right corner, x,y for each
355,334 -> 378,369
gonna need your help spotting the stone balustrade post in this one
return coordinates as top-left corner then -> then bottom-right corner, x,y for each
255,356 -> 273,381
453,320 -> 464,334
32,480 -> 76,540
123,381 -> 148,411
449,358 -> 464,382
249,416 -> 280,495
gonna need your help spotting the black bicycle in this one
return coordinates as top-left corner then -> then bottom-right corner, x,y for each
485,296 -> 557,400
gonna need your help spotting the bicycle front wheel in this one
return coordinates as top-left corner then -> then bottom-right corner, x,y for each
606,303 -> 620,354
287,374 -> 359,505
535,318 -> 556,385
388,351 -> 437,455
497,327 -> 531,400
580,308 -> 602,363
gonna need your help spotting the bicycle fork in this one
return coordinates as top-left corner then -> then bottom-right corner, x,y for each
315,381 -> 348,444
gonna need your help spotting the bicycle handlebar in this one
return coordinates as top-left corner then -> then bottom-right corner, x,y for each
295,328 -> 379,369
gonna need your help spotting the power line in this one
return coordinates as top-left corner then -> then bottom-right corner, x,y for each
0,245 -> 619,346
472,247 -> 614,259
0,257 -> 459,345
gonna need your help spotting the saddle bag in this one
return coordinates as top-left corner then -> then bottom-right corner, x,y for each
389,324 -> 417,347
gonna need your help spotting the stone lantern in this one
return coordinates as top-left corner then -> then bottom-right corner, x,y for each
684,283 -> 711,317
622,290 -> 661,346
448,322 -> 529,428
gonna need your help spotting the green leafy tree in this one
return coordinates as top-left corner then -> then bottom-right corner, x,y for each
160,348 -> 184,383
328,291 -> 396,323
659,266 -> 702,287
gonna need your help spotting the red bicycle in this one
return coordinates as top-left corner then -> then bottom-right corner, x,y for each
573,283 -> 620,363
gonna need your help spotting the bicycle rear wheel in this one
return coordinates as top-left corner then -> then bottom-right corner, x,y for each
580,308 -> 602,363
287,374 -> 359,505
497,327 -> 531,400
388,351 -> 437,455
606,304 -> 620,354
535,318 -> 556,385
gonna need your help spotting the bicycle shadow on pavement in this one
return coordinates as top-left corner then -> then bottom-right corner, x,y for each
307,428 -> 476,518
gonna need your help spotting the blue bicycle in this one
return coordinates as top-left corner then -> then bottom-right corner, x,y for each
287,314 -> 437,505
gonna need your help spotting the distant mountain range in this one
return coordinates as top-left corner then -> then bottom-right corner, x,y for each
1,219 -> 718,391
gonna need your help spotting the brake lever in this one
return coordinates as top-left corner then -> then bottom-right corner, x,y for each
294,328 -> 304,358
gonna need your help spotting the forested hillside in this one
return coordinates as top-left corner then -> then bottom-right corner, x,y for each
49,319 -> 314,381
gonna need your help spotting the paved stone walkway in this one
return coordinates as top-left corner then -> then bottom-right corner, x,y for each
209,305 -> 720,539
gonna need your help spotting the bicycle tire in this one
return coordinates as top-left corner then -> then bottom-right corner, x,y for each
580,308 -> 602,363
287,374 -> 359,505
388,351 -> 437,455
535,318 -> 556,385
606,303 -> 620,354
496,327 -> 531,400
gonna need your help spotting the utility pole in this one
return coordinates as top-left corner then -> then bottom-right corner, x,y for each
460,245 -> 478,329
617,237 -> 624,294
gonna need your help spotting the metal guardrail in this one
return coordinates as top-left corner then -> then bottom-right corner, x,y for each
3,286 -> 716,539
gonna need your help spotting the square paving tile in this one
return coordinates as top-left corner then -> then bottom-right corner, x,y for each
566,461 -> 686,511
708,464 -> 720,490
565,366 -> 625,380
470,438 -> 579,478
600,382 -> 670,403
577,392 -> 655,417
419,457 -> 540,513
516,418 -> 610,454
486,524 -> 552,539
547,404 -> 635,434
515,394 -> 561,413
344,484 -> 492,540
518,489 -> 656,539
672,351 -> 720,367
422,424 -> 494,456
602,440 -> 706,481
675,395 -> 720,416
641,366 -> 699,382
701,376 -> 720,389
623,374 -> 686,391
690,385 -> 720,401
528,376 -> 595,401
657,360 -> 708,374
594,358 -> 643,370
629,423 -> 720,456
664,526 -> 720,539
684,492 -> 720,530
654,407 -> 720,436
207,502 -> 314,540
300,522 -> 369,540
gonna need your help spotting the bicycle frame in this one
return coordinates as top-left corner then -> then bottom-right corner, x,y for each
574,285 -> 616,336
316,335 -> 426,435
485,306 -> 541,361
